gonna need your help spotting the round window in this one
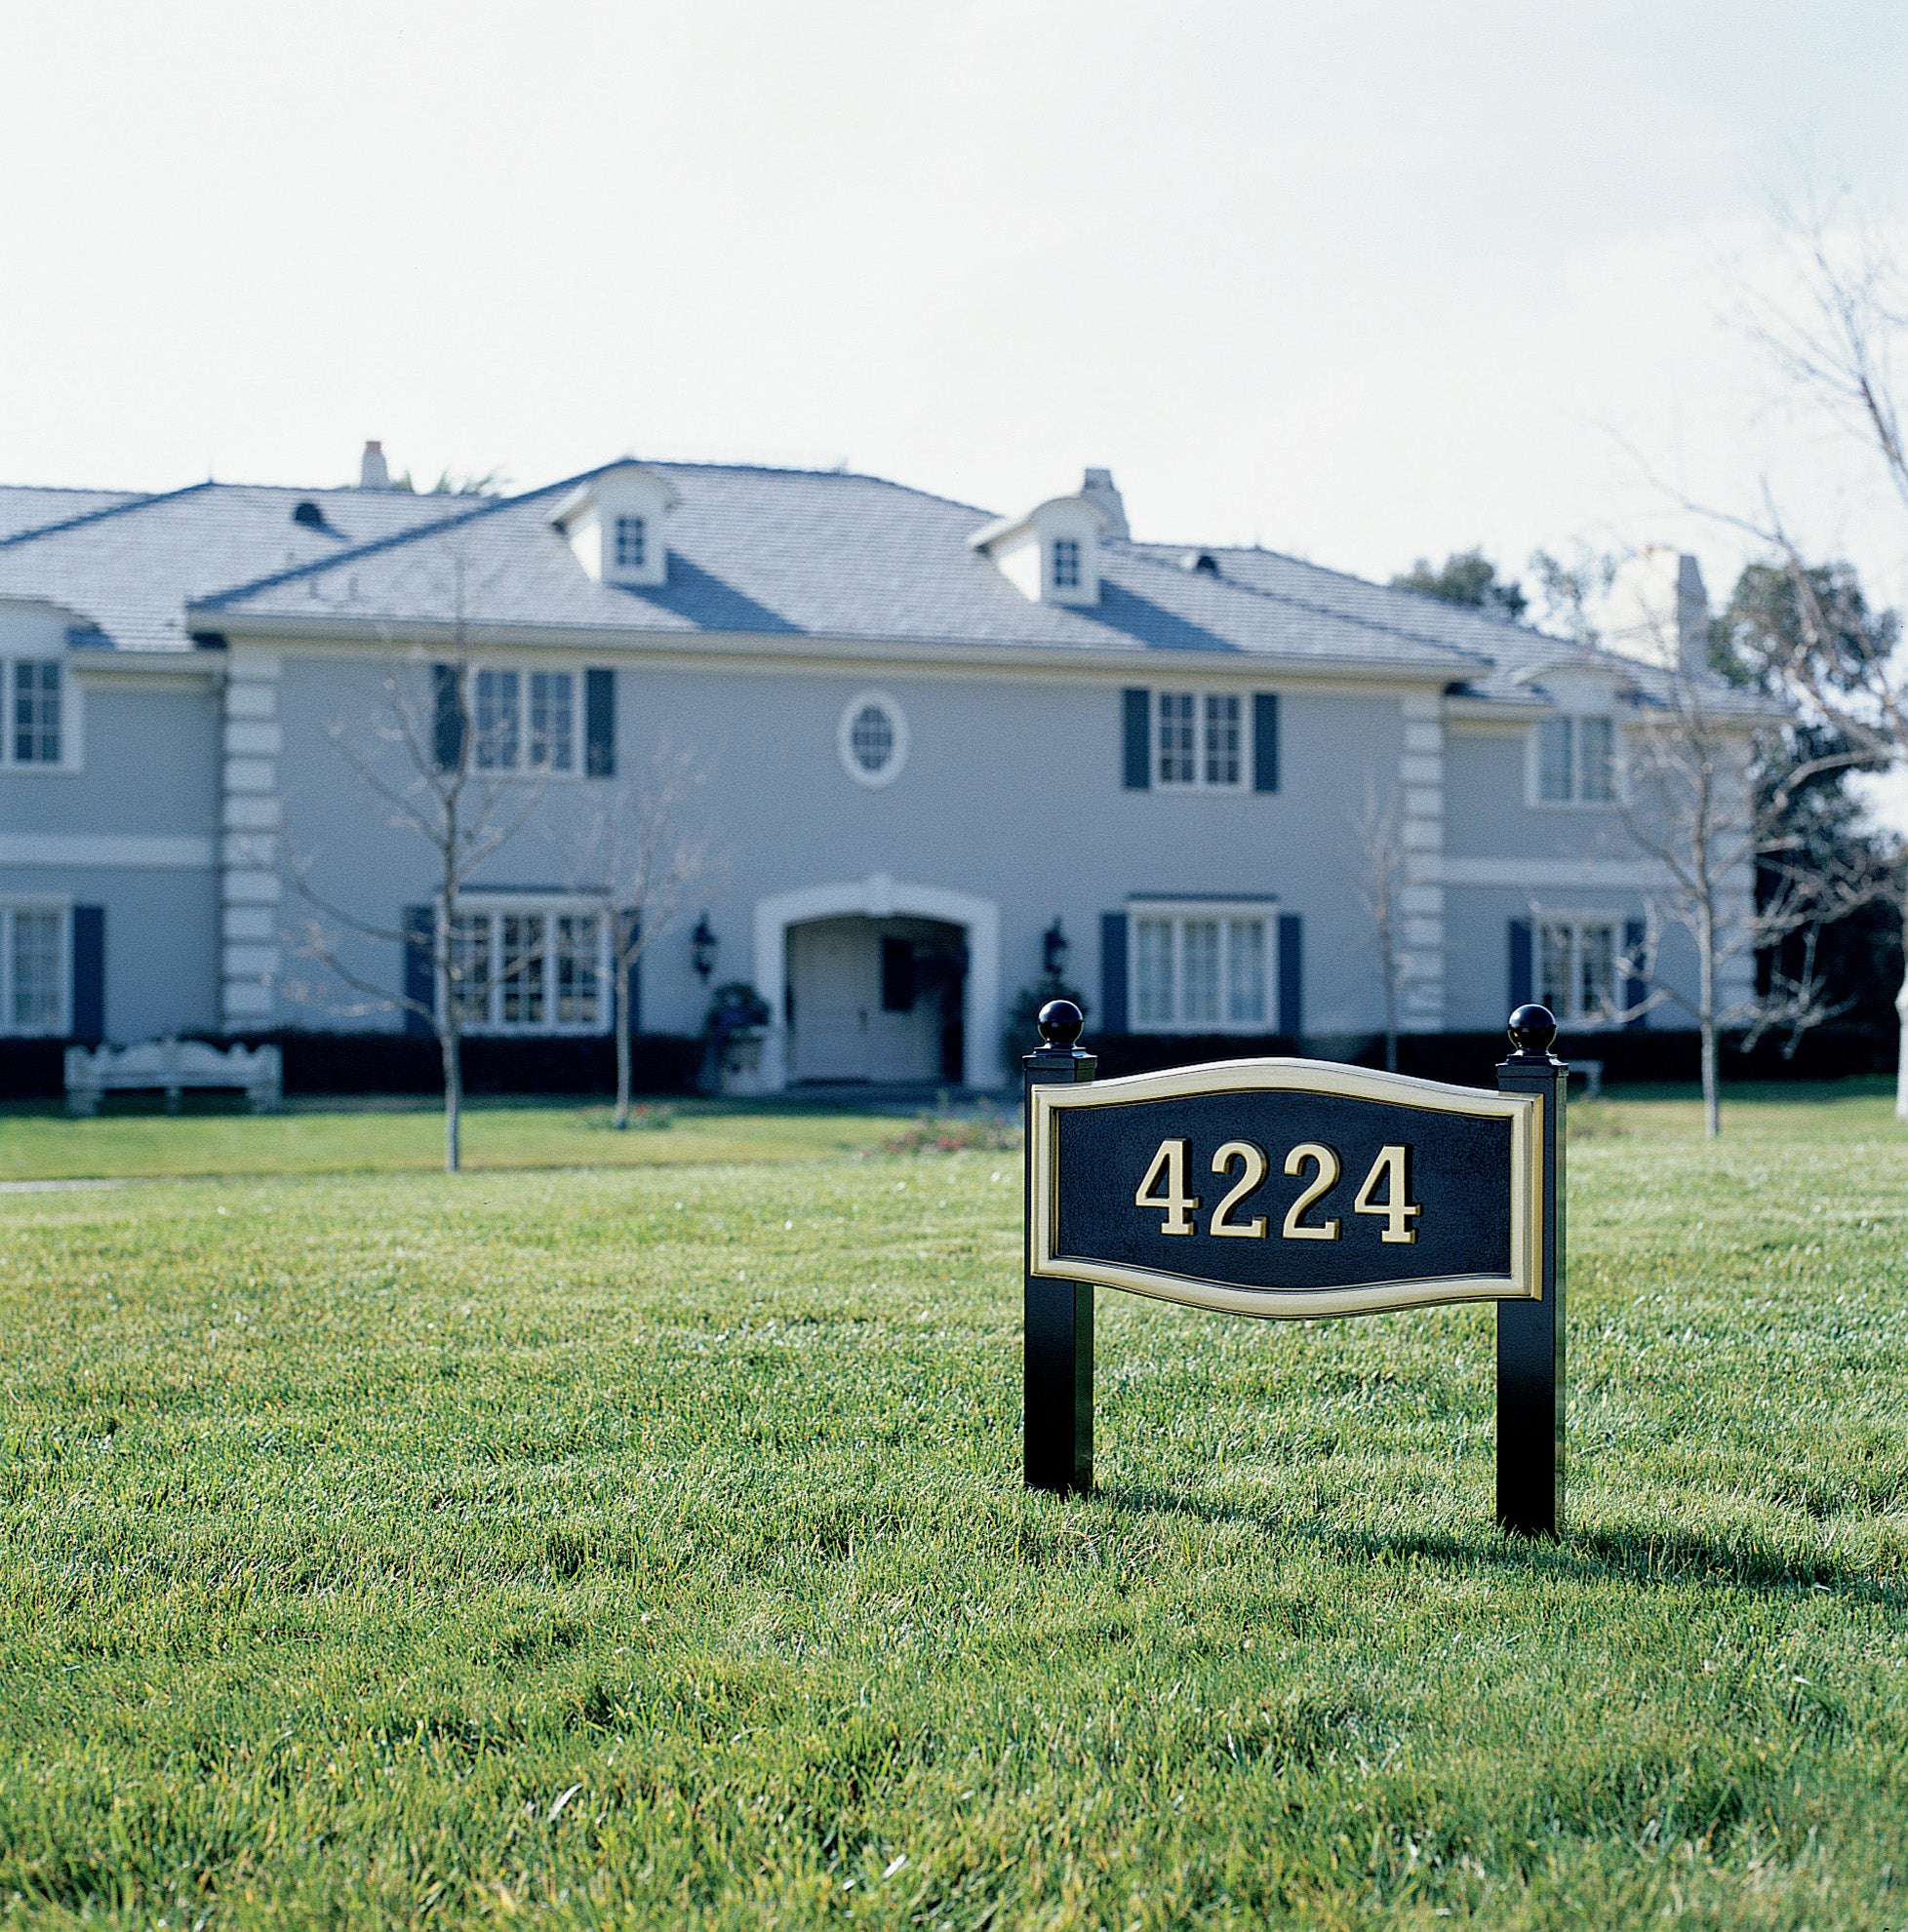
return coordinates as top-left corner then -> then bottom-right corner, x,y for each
836,690 -> 909,788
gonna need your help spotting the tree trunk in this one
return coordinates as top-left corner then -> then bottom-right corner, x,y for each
1383,933 -> 1399,1073
440,1024 -> 461,1173
615,962 -> 633,1131
1699,903 -> 1720,1140
1895,954 -> 1908,1125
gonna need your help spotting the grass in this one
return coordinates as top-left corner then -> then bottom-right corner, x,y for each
1,1081 -> 1905,1927
0,1097 -> 895,1182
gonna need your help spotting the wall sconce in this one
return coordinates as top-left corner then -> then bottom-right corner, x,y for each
691,913 -> 718,982
1043,917 -> 1069,978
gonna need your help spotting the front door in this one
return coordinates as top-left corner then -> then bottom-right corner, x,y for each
787,919 -> 873,1081
786,917 -> 963,1084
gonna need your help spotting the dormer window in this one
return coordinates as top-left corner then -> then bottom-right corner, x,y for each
552,462 -> 678,588
967,484 -> 1112,607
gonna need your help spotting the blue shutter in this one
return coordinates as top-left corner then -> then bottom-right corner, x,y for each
1623,918 -> 1647,1029
585,668 -> 616,778
1100,912 -> 1129,1031
1122,689 -> 1150,790
431,665 -> 464,772
617,910 -> 641,1032
1277,913 -> 1303,1038
403,905 -> 434,1036
71,905 -> 104,1044
1508,919 -> 1533,1010
1252,692 -> 1280,793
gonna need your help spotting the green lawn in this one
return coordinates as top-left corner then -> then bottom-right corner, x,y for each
0,1097 -> 899,1182
1,1084 -> 1905,1927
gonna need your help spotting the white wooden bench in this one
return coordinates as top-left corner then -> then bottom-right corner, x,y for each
64,1039 -> 282,1116
1566,1059 -> 1605,1099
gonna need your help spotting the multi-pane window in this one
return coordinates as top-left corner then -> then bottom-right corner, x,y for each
1157,692 -> 1196,785
850,703 -> 895,775
1051,537 -> 1081,590
836,690 -> 910,787
500,914 -> 546,1024
474,670 -> 520,770
1132,909 -> 1275,1030
1535,716 -> 1616,805
1,907 -> 64,1034
445,906 -> 604,1032
471,667 -> 576,773
1537,919 -> 1618,1023
1204,693 -> 1241,785
528,672 -> 574,772
9,660 -> 61,766
614,515 -> 647,572
554,915 -> 601,1023
1157,690 -> 1247,790
448,913 -> 494,1025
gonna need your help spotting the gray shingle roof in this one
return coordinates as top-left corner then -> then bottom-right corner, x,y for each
0,460 -> 1762,711
0,483 -> 478,651
190,462 -> 1483,672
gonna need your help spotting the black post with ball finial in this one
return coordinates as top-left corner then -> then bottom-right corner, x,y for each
1024,999 -> 1097,1494
1496,1004 -> 1568,1536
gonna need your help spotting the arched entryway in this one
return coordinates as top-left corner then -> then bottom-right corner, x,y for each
747,876 -> 1002,1092
785,915 -> 967,1084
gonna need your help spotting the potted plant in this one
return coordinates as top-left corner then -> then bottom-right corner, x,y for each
702,980 -> 773,1089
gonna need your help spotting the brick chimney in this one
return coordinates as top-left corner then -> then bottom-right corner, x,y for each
359,440 -> 390,490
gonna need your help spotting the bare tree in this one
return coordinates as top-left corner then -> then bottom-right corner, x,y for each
1707,195 -> 1908,1113
1609,666 -> 1873,1138
1353,781 -> 1408,1072
287,558 -> 544,1171
564,748 -> 716,1128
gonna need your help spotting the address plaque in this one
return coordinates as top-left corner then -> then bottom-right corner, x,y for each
1028,1058 -> 1544,1320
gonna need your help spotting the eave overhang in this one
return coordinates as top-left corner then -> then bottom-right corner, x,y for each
180,604 -> 1484,689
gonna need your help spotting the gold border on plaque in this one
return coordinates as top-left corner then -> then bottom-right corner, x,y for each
1028,1057 -> 1543,1321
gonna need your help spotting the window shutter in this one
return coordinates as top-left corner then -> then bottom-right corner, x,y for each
1277,913 -> 1303,1038
1252,692 -> 1280,793
1122,689 -> 1150,790
403,905 -> 435,1035
1100,912 -> 1129,1031
1508,919 -> 1532,1010
585,667 -> 616,778
71,905 -> 104,1044
617,910 -> 641,1032
431,665 -> 464,772
1623,919 -> 1647,1029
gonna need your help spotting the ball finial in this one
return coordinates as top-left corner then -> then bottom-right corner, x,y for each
1037,999 -> 1085,1047
1507,1003 -> 1559,1059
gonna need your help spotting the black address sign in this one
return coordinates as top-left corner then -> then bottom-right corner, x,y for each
1020,1002 -> 1569,1538
1020,1012 -> 1577,1537
1029,1061 -> 1541,1319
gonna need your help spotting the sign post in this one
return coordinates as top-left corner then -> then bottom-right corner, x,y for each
1494,1005 -> 1568,1537
1022,1001 -> 1567,1536
1022,1001 -> 1097,1495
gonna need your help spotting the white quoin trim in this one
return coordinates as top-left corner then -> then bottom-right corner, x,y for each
748,874 -> 1002,1092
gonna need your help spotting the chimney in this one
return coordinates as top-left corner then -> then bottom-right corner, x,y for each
359,440 -> 390,491
1080,467 -> 1129,540
1602,548 -> 1708,676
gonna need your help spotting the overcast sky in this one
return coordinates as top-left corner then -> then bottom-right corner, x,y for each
5,1 -> 1905,619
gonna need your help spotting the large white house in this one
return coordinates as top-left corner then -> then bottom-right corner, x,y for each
0,448 -> 1756,1088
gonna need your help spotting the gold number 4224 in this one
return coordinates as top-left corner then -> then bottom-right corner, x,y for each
1134,1137 -> 1418,1244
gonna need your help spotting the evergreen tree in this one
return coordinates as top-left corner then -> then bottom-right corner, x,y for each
1389,548 -> 1528,620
